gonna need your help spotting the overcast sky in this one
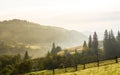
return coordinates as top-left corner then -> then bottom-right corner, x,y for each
0,0 -> 120,33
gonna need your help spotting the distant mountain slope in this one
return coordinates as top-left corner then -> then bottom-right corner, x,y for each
0,19 -> 87,57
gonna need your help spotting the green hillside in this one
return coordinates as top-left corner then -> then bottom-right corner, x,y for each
0,19 -> 87,57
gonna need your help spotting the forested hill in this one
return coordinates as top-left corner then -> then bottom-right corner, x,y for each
0,19 -> 87,57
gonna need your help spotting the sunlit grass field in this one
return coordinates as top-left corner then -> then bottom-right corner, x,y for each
24,58 -> 120,75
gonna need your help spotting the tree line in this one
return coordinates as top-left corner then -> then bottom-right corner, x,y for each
1,29 -> 120,74
104,30 -> 120,58
82,29 -> 120,59
37,29 -> 120,70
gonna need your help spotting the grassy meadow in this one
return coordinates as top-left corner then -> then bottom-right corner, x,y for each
24,58 -> 120,75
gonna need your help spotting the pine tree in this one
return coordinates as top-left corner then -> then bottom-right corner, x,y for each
88,35 -> 92,48
92,32 -> 98,56
51,42 -> 56,54
103,29 -> 109,58
116,31 -> 120,57
110,30 -> 115,42
104,30 -> 109,40
82,41 -> 88,55
83,41 -> 87,48
110,30 -> 117,57
116,31 -> 120,47
24,51 -> 29,60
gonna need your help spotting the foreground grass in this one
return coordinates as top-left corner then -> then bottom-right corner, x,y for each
60,63 -> 120,75
25,59 -> 120,75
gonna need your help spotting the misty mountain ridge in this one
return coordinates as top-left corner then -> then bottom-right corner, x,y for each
0,19 -> 87,57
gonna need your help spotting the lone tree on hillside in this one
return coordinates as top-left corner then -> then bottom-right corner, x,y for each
51,42 -> 56,54
24,51 -> 30,60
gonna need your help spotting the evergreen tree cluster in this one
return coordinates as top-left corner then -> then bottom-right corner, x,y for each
82,32 -> 99,59
37,30 -> 120,71
83,30 -> 120,59
104,30 -> 120,58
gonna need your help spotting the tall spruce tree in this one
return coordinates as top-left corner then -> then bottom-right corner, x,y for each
24,51 -> 29,60
92,32 -> 98,56
116,31 -> 120,57
110,30 -> 117,57
103,30 -> 109,58
88,35 -> 92,48
51,42 -> 56,54
110,30 -> 116,42
83,41 -> 87,48
82,41 -> 88,55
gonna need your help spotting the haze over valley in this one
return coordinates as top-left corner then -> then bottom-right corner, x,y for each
0,19 -> 87,57
1,0 -> 120,75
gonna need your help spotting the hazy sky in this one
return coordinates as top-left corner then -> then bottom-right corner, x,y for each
0,0 -> 120,32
